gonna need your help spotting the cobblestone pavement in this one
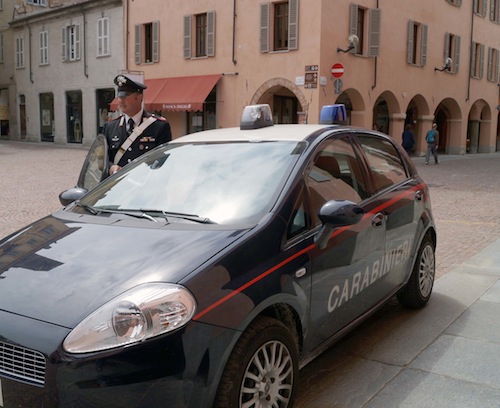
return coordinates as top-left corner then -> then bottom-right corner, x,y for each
2,140 -> 500,279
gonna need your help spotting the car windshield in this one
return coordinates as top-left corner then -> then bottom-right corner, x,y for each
78,140 -> 305,225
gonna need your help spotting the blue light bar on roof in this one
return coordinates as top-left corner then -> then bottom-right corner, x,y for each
319,104 -> 348,125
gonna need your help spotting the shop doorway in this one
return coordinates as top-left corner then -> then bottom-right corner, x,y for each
66,90 -> 83,143
40,93 -> 54,142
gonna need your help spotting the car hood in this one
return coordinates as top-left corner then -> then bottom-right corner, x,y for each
0,212 -> 249,328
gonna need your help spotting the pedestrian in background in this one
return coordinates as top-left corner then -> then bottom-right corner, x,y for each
425,123 -> 439,165
402,124 -> 415,156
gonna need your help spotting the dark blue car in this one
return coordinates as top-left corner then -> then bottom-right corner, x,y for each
0,105 -> 436,407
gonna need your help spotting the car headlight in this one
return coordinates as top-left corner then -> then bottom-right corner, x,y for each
63,283 -> 196,354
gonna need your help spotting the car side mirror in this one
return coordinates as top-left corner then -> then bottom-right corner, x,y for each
59,187 -> 88,206
314,200 -> 364,250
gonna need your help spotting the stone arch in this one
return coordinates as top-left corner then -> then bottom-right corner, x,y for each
434,98 -> 462,154
372,90 -> 402,137
467,99 -> 493,153
404,94 -> 431,155
251,78 -> 308,124
335,88 -> 366,127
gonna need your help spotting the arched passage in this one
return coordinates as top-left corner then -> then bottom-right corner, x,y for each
335,88 -> 365,126
467,100 -> 493,154
251,78 -> 308,124
404,94 -> 430,155
434,98 -> 462,155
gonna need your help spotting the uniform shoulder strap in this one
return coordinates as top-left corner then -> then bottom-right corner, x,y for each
113,116 -> 157,165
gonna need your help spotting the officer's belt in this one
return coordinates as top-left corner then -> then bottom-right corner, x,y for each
114,116 -> 157,165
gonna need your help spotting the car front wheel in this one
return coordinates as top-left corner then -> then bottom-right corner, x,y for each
397,235 -> 435,308
214,316 -> 299,408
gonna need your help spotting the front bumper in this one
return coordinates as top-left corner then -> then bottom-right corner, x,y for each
0,311 -> 237,408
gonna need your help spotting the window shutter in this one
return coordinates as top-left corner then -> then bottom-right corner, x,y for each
407,21 -> 414,64
75,24 -> 81,60
207,11 -> 215,56
153,21 -> 159,62
470,41 -> 477,77
288,0 -> 298,50
495,49 -> 500,82
479,43 -> 484,78
454,35 -> 461,72
135,24 -> 141,64
260,3 -> 270,53
368,8 -> 381,57
444,32 -> 450,61
482,0 -> 487,16
183,15 -> 191,59
487,47 -> 493,81
62,27 -> 67,61
349,4 -> 358,53
104,18 -> 109,55
421,24 -> 428,66
97,19 -> 103,55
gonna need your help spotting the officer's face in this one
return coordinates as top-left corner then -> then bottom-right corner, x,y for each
118,92 -> 143,117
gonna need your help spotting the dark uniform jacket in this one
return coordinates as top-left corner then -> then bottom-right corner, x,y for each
103,111 -> 172,169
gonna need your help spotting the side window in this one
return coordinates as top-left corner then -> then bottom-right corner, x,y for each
357,134 -> 408,193
287,194 -> 308,240
305,136 -> 368,227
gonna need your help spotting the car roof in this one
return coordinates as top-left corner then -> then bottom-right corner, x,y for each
170,124 -> 338,143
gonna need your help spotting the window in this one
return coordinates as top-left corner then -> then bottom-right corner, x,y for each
407,20 -> 427,66
446,0 -> 462,6
40,30 -> 49,65
349,4 -> 381,57
16,35 -> 24,68
444,32 -> 461,73
491,0 -> 500,23
27,0 -> 47,5
306,137 -> 368,227
183,12 -> 215,59
357,135 -> 407,193
62,25 -> 81,62
470,42 -> 484,79
0,0 -> 3,10
474,0 -> 487,16
260,0 -> 298,53
97,17 -> 110,57
135,21 -> 159,64
487,48 -> 500,82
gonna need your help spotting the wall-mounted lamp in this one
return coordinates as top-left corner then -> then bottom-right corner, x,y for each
337,34 -> 359,53
435,57 -> 452,72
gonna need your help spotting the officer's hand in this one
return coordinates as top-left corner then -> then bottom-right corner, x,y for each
109,165 -> 122,175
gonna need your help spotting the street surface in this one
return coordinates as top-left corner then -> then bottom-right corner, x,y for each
1,141 -> 500,407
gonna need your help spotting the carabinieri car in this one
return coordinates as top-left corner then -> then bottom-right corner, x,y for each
0,104 -> 436,408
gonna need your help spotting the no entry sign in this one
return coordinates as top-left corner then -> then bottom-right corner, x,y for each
331,63 -> 345,78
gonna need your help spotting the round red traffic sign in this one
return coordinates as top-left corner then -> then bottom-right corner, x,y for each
331,63 -> 345,78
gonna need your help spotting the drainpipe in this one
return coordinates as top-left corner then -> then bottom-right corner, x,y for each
232,0 -> 237,65
467,2 -> 474,102
81,6 -> 88,78
371,0 -> 379,90
26,21 -> 33,83
125,0 -> 130,70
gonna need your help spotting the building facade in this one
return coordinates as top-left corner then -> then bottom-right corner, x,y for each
2,0 -> 500,156
126,0 -> 500,155
7,0 -> 122,146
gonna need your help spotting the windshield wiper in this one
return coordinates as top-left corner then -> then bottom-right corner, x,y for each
75,202 -> 158,222
141,209 -> 217,224
75,201 -> 99,215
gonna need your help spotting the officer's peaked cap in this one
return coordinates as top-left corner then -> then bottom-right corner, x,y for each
115,75 -> 147,97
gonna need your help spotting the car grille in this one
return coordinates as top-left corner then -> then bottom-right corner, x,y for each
0,341 -> 46,386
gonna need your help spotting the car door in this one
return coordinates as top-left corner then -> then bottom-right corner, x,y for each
305,133 -> 388,346
355,133 -> 422,288
76,134 -> 108,191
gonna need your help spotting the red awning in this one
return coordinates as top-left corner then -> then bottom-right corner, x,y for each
149,74 -> 221,112
109,75 -> 220,112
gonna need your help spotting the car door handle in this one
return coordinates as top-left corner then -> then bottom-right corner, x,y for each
371,212 -> 385,228
415,190 -> 424,201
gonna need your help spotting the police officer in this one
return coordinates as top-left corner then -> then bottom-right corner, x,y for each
103,75 -> 172,175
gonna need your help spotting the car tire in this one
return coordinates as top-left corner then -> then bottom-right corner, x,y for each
213,316 -> 299,408
397,235 -> 435,308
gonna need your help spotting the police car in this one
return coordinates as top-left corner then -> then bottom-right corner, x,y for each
0,105 -> 436,407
